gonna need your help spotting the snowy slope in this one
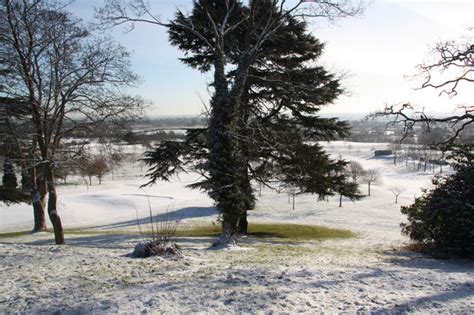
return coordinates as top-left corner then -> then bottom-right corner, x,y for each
0,141 -> 472,314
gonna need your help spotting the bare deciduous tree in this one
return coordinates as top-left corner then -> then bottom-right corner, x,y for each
388,186 -> 405,204
361,169 -> 379,196
379,36 -> 474,144
347,161 -> 365,183
0,0 -> 142,244
79,155 -> 110,185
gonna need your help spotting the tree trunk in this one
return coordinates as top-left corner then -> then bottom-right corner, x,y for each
216,215 -> 239,247
339,194 -> 343,207
238,183 -> 255,235
45,164 -> 64,244
238,212 -> 248,235
208,49 -> 250,247
32,168 -> 47,232
32,192 -> 47,232
368,183 -> 371,196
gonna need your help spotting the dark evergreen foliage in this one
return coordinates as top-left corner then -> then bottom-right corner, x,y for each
401,146 -> 474,256
2,160 -> 17,189
0,160 -> 30,205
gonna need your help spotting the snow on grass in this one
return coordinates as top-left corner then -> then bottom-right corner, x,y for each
0,141 -> 473,313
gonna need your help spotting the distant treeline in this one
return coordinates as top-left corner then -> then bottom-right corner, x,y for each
136,116 -> 208,128
123,130 -> 185,145
62,115 -> 473,145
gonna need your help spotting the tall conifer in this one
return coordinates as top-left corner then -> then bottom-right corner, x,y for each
144,1 -> 362,243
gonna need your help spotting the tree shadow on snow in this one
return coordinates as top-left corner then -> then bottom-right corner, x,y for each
372,282 -> 474,314
19,233 -> 217,250
304,266 -> 473,313
384,250 -> 474,273
22,233 -> 143,249
74,206 -> 218,231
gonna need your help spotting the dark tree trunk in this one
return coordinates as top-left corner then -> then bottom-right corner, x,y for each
238,212 -> 248,235
238,173 -> 255,235
32,195 -> 47,232
32,167 -> 47,232
368,183 -> 371,196
339,194 -> 343,207
45,164 -> 64,244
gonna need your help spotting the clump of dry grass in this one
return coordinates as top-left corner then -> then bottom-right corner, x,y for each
132,194 -> 182,258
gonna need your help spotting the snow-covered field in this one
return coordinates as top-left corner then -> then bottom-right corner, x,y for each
1,141 -> 473,313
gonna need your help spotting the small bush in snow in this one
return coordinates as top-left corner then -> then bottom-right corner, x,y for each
132,241 -> 181,258
401,152 -> 474,257
132,194 -> 182,258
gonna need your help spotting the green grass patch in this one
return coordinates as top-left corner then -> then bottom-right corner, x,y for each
179,223 -> 354,241
178,225 -> 221,238
0,230 -> 33,239
62,229 -> 134,236
1,224 -> 354,243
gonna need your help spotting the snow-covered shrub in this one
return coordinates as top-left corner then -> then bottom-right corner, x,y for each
401,153 -> 474,256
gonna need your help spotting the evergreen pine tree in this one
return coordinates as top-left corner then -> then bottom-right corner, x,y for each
144,0 -> 362,243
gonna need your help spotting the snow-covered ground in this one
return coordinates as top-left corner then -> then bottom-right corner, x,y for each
1,141 -> 473,313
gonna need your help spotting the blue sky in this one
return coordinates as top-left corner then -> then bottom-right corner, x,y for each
70,0 -> 474,117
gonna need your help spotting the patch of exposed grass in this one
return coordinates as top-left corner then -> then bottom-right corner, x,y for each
179,223 -> 354,241
63,229 -> 134,236
0,230 -> 32,239
2,224 -> 354,243
178,225 -> 221,238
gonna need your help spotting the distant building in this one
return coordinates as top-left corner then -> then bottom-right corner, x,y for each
374,150 -> 392,157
